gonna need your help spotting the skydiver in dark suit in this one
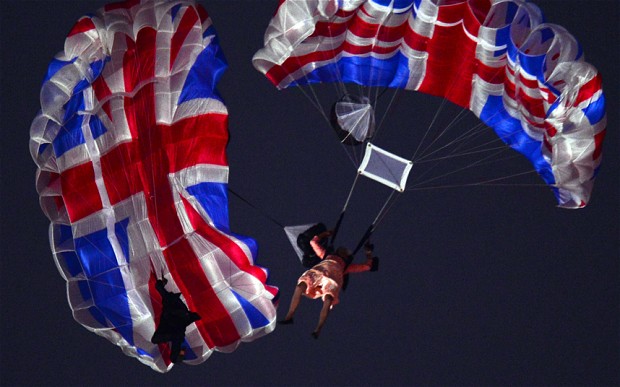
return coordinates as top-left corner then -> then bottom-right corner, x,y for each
151,277 -> 201,363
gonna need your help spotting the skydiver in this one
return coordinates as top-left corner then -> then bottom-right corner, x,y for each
151,277 -> 201,363
279,230 -> 378,338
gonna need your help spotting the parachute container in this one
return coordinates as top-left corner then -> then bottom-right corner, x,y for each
358,143 -> 413,192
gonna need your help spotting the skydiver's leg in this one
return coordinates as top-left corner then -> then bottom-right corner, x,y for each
169,337 -> 184,363
312,294 -> 333,339
151,331 -> 165,344
281,282 -> 307,323
151,327 -> 173,344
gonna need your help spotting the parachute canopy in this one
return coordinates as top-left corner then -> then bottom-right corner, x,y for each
30,0 -> 277,372
253,0 -> 607,208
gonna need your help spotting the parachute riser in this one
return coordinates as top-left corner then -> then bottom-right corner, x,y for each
352,224 -> 375,256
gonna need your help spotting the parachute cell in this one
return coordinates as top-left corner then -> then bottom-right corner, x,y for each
30,0 -> 277,372
253,0 -> 607,208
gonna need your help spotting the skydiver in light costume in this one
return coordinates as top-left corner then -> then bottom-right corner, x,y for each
151,277 -> 201,363
280,230 -> 378,338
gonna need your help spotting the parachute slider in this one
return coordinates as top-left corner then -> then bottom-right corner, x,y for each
358,143 -> 412,192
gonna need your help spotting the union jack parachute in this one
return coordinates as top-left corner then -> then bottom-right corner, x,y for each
253,0 -> 607,208
30,0 -> 277,372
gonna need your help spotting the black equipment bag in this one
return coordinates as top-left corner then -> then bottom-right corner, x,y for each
296,223 -> 328,268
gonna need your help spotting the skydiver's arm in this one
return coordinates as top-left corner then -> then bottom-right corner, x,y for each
155,279 -> 171,297
310,235 -> 327,259
344,258 -> 373,274
316,230 -> 332,240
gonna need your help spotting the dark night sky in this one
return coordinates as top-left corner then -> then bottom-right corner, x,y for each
1,1 -> 618,385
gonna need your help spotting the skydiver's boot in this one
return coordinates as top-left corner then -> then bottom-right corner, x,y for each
364,242 -> 374,255
370,257 -> 379,272
364,241 -> 378,271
